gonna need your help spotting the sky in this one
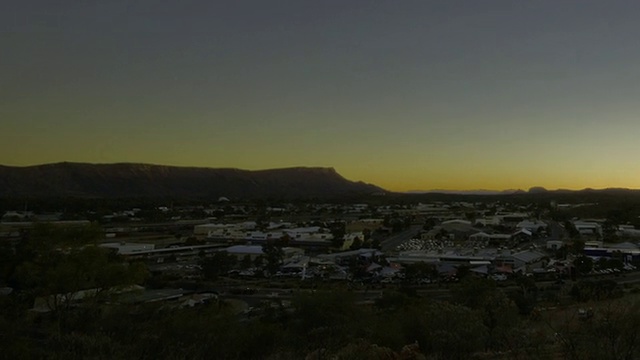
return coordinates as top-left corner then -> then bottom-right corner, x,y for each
2,1 -> 640,192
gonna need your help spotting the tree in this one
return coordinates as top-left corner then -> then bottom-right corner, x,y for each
201,251 -> 237,280
325,339 -> 416,360
11,224 -> 147,333
375,290 -> 419,312
564,220 -> 580,240
420,301 -> 486,359
253,255 -> 265,268
240,254 -> 252,269
347,256 -> 367,280
584,300 -> 640,360
570,279 -> 621,302
423,218 -> 437,231
262,243 -> 284,276
362,228 -> 372,241
452,278 -> 520,351
435,228 -> 449,240
350,237 -> 363,250
571,239 -> 586,254
546,298 -> 640,360
290,290 -> 365,352
555,245 -> 569,260
573,256 -> 593,276
464,211 -> 477,222
455,265 -> 470,280
602,219 -> 619,242
329,222 -> 346,249
402,262 -> 437,283
512,274 -> 538,315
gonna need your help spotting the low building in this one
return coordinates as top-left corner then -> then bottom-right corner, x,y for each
516,220 -> 547,233
100,242 -> 155,255
468,232 -> 511,243
224,245 -> 304,260
501,250 -> 547,271
584,247 -> 640,263
573,220 -> 602,238
511,229 -> 533,242
618,226 -> 640,238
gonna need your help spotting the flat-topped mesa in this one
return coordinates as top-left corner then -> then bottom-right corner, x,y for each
0,162 -> 384,199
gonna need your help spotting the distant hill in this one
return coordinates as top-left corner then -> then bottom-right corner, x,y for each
406,187 -> 640,198
406,189 -> 523,195
527,186 -> 548,194
400,187 -> 640,205
0,163 -> 385,199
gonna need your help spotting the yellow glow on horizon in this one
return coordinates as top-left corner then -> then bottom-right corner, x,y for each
3,108 -> 640,193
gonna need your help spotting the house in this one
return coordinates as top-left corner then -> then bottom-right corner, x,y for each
516,220 -> 547,233
495,250 -> 547,272
511,229 -> 533,243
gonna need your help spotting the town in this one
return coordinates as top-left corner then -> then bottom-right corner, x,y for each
3,195 -> 640,358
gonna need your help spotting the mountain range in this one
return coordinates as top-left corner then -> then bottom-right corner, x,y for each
1,162 -> 638,201
405,189 -> 524,195
0,163 -> 384,199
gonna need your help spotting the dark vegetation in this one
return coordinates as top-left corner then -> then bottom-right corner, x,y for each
2,225 -> 640,359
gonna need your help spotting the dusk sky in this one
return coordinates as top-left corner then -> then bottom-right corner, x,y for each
3,1 -> 640,191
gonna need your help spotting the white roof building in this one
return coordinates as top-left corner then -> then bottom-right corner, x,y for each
516,220 -> 547,232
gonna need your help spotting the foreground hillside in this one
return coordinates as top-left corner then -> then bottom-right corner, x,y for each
0,163 -> 384,199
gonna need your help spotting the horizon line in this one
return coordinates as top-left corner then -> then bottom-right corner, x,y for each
2,161 -> 639,193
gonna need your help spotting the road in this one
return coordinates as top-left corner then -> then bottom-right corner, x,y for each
380,225 -> 423,252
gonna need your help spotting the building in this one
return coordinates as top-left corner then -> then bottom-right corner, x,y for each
584,247 -> 640,263
100,242 -> 155,255
224,245 -> 304,260
474,217 -> 501,226
516,220 -> 547,233
573,220 -> 602,238
499,250 -> 547,271
468,232 -> 511,243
